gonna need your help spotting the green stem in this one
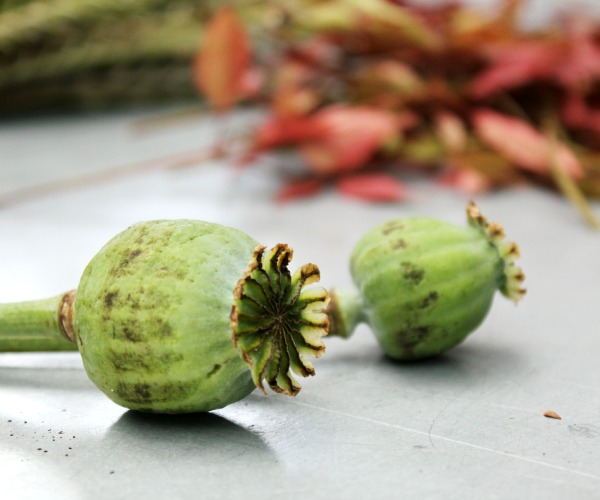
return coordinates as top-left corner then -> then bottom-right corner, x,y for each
326,287 -> 366,339
0,292 -> 78,352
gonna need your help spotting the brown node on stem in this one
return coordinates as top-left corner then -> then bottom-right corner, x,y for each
58,290 -> 77,342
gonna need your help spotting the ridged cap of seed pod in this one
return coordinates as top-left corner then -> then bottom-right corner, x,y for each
466,202 -> 526,303
231,244 -> 330,396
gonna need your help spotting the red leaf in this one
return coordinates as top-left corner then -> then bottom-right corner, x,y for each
276,178 -> 325,203
254,105 -> 404,175
237,67 -> 265,100
336,173 -> 407,201
562,92 -> 600,137
437,168 -> 492,194
555,20 -> 600,91
254,116 -> 327,149
472,109 -> 583,179
299,105 -> 403,174
469,41 -> 560,98
194,6 -> 251,112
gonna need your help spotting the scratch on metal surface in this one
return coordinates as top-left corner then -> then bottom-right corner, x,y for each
280,399 -> 600,482
427,388 -> 470,448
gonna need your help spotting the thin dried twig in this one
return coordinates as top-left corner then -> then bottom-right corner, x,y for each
0,147 -> 222,209
546,121 -> 600,229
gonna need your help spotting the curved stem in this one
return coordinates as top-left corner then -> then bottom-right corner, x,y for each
326,287 -> 366,340
0,292 -> 78,352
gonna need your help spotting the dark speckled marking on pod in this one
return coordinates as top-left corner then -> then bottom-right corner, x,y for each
419,291 -> 439,309
394,325 -> 433,355
400,262 -> 425,285
104,291 -> 119,309
207,364 -> 222,377
113,379 -> 199,407
381,221 -> 405,235
391,239 -> 407,250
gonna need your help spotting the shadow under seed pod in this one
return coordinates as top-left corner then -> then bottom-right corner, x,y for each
106,410 -> 277,462
376,339 -> 527,388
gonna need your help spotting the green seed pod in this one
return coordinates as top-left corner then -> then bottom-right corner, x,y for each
327,203 -> 525,360
0,220 -> 329,413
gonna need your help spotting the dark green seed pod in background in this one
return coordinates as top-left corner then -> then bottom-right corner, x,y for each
327,203 -> 525,360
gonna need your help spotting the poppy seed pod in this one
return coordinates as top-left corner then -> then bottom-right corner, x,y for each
327,203 -> 525,360
0,220 -> 329,413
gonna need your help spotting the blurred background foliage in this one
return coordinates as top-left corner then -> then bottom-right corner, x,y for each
0,0 -> 225,112
1,0 -> 600,223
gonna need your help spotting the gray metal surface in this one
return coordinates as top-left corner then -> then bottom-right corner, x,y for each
1,107 -> 599,500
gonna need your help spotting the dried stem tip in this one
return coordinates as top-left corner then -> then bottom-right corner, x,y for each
231,244 -> 329,396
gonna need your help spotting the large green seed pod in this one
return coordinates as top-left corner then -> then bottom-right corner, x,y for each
327,203 -> 525,360
0,220 -> 329,413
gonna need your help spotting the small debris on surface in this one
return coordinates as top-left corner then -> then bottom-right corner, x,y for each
544,410 -> 562,420
5,417 -> 76,456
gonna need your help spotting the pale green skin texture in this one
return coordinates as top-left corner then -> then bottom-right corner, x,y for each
350,217 -> 504,360
74,220 -> 258,413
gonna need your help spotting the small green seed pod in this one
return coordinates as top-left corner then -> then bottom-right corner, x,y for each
327,203 -> 525,360
0,220 -> 329,413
